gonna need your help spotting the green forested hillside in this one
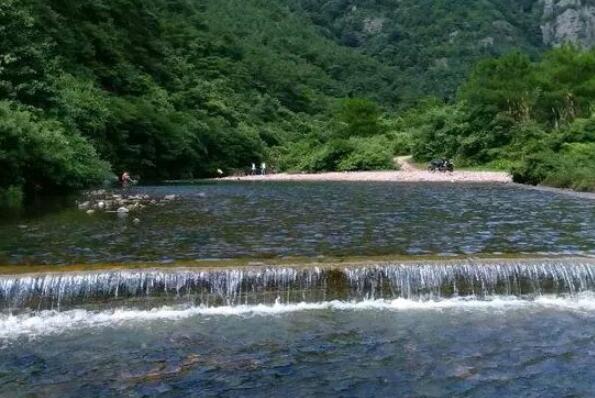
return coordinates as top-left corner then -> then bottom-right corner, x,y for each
1,0 -> 594,203
288,0 -> 545,103
0,0 -> 402,197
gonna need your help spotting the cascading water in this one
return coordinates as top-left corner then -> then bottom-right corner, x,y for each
2,259 -> 595,313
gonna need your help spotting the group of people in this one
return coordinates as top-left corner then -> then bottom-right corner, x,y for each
250,162 -> 267,175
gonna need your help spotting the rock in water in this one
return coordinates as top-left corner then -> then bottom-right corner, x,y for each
117,207 -> 129,214
86,209 -> 95,215
164,194 -> 177,201
133,218 -> 141,224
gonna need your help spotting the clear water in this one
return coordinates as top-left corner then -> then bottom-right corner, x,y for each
1,182 -> 594,265
2,182 -> 595,396
2,297 -> 595,397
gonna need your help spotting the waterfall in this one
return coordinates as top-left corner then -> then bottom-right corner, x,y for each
1,259 -> 595,313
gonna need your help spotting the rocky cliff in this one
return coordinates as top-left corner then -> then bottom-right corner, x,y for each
541,0 -> 595,47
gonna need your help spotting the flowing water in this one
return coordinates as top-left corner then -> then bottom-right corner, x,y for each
1,182 -> 595,396
1,182 -> 594,264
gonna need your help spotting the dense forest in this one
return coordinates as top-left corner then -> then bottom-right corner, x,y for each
1,0 -> 595,205
405,47 -> 595,191
287,0 -> 545,102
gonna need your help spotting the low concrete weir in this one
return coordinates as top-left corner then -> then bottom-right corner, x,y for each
2,258 -> 595,313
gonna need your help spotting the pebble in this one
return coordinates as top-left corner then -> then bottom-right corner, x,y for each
217,169 -> 512,183
77,191 -> 181,215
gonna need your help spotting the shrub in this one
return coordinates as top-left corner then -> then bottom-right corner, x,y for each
337,136 -> 396,171
0,101 -> 112,195
0,185 -> 23,208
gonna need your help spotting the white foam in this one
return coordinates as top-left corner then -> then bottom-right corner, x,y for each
2,295 -> 595,339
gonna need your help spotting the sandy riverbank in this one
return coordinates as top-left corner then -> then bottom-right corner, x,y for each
220,170 -> 512,182
220,157 -> 512,183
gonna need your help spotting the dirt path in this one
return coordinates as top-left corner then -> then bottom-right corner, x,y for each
395,156 -> 418,172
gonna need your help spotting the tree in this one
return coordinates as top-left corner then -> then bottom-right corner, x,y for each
337,98 -> 384,137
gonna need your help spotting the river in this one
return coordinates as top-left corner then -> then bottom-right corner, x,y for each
1,182 -> 594,264
1,182 -> 594,397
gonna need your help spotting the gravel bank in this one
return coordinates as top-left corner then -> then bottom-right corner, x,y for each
220,170 -> 512,183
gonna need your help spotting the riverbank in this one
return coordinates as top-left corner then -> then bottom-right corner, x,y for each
219,170 -> 512,183
219,157 -> 512,183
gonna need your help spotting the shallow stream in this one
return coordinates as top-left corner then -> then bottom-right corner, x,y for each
1,182 -> 595,396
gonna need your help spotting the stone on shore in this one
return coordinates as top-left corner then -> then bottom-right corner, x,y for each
78,190 -> 181,215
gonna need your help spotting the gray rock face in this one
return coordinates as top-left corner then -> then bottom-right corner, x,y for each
541,0 -> 595,47
362,17 -> 385,34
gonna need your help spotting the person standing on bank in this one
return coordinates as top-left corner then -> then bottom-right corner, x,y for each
251,163 -> 256,175
121,171 -> 133,188
261,162 -> 267,175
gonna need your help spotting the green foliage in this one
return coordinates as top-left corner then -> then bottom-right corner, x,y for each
0,0 -> 411,192
407,103 -> 469,163
0,101 -> 111,196
0,186 -> 24,209
279,134 -> 395,172
336,98 -> 384,137
513,116 -> 595,191
2,0 -> 593,194
288,0 -> 544,105
337,136 -> 395,171
277,97 -> 394,172
407,46 -> 595,191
